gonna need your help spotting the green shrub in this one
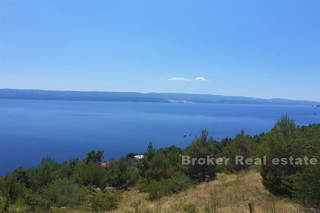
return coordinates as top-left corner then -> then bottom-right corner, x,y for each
24,190 -> 51,211
184,130 -> 217,182
84,150 -> 104,164
258,116 -> 300,196
294,164 -> 320,208
85,192 -> 120,212
73,163 -> 107,188
29,157 -> 68,190
258,117 -> 320,207
144,152 -> 174,181
0,174 -> 27,211
0,196 -> 6,212
223,130 -> 256,172
43,178 -> 87,207
106,158 -> 140,189
139,173 -> 191,200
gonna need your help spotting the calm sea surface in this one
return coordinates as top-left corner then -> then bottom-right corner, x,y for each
0,99 -> 320,174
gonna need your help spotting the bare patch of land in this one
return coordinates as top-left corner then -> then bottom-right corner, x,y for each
113,170 -> 306,213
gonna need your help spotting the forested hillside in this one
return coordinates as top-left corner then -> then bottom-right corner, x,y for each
0,116 -> 319,212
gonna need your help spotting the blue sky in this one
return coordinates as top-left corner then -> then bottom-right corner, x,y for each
0,0 -> 320,100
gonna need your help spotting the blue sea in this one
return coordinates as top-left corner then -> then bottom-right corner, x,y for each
0,99 -> 320,175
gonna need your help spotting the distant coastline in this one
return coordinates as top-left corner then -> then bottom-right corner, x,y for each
0,88 -> 319,105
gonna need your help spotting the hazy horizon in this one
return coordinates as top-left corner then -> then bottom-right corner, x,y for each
1,87 -> 320,103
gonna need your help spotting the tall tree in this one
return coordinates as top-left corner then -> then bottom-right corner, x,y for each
223,130 -> 255,171
184,130 -> 217,182
259,116 -> 299,196
84,150 -> 104,164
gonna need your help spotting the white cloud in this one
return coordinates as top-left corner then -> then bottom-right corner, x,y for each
194,76 -> 207,81
168,76 -> 208,82
168,77 -> 191,81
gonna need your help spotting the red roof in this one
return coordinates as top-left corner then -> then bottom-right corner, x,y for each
98,162 -> 111,168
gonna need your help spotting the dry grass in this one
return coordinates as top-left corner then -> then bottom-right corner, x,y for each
112,170 -> 309,213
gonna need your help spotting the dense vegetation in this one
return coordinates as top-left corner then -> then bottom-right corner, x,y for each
0,116 -> 319,212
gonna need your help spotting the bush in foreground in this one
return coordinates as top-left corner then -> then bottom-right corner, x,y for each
84,191 -> 120,212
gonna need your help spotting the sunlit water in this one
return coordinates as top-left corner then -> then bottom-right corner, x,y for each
0,99 -> 319,175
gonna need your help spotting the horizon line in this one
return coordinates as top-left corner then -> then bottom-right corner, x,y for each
0,87 -> 319,103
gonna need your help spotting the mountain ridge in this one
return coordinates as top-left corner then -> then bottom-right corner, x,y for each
0,88 -> 318,105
